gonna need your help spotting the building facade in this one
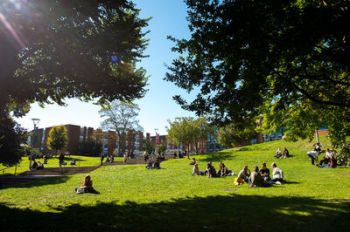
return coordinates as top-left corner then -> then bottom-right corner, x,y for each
29,124 -> 143,156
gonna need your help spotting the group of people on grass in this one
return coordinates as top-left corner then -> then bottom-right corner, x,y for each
275,147 -> 291,158
191,158 -> 233,177
234,162 -> 285,187
307,143 -> 337,168
146,154 -> 163,169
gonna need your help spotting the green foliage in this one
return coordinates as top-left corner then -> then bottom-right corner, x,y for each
334,143 -> 350,167
158,144 -> 166,155
0,0 -> 148,165
166,0 -> 350,147
0,116 -> 26,166
78,141 -> 102,157
142,139 -> 154,154
167,117 -> 212,154
47,125 -> 68,153
218,122 -> 256,148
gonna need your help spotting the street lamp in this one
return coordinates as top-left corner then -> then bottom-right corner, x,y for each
31,118 -> 40,146
30,118 -> 40,170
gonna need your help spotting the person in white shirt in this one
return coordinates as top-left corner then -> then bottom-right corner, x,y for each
270,162 -> 285,184
275,148 -> 282,158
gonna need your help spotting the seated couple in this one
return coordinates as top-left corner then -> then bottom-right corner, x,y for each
75,175 -> 99,194
275,147 -> 290,158
146,156 -> 161,169
317,148 -> 337,168
234,163 -> 285,187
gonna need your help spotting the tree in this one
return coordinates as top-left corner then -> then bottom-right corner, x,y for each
47,125 -> 68,154
99,100 -> 142,154
0,1 -> 148,165
218,123 -> 257,148
166,0 -> 350,148
142,139 -> 155,155
167,117 -> 211,155
79,141 -> 102,157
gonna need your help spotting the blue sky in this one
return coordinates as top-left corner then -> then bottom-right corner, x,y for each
16,0 -> 195,136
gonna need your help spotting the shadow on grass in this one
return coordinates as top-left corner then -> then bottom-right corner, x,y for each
199,151 -> 236,162
0,194 -> 349,232
0,176 -> 70,190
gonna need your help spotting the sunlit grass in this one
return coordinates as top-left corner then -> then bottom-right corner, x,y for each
0,136 -> 349,231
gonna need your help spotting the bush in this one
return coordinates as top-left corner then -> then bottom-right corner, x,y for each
79,141 -> 102,157
335,143 -> 350,167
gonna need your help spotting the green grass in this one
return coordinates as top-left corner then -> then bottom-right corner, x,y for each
0,155 -> 104,175
0,136 -> 349,231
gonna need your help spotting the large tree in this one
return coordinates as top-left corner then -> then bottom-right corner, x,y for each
47,125 -> 68,154
99,100 -> 142,154
0,0 -> 148,165
167,117 -> 211,155
166,0 -> 350,145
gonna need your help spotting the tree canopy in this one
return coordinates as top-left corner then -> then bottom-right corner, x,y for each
99,100 -> 142,153
167,117 -> 211,154
0,0 -> 148,165
166,0 -> 350,145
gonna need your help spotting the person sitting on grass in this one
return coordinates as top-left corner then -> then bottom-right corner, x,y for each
206,162 -> 217,178
153,155 -> 161,169
270,162 -> 285,184
259,163 -> 270,181
318,148 -> 330,167
217,162 -> 233,177
31,159 -> 38,170
75,175 -> 98,194
234,166 -> 251,185
275,148 -> 282,158
37,161 -> 44,170
250,166 -> 268,187
146,157 -> 154,169
282,147 -> 290,158
189,158 -> 197,165
192,163 -> 205,176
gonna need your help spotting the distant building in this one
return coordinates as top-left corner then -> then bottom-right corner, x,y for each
29,124 -> 143,156
148,131 -> 222,154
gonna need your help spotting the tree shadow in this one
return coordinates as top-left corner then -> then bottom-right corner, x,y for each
199,151 -> 236,162
0,175 -> 70,190
0,194 -> 348,231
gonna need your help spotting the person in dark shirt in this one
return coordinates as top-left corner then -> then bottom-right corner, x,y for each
282,148 -> 290,158
259,163 -> 270,181
206,162 -> 217,178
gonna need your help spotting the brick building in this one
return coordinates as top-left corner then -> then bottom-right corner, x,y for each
29,124 -> 144,156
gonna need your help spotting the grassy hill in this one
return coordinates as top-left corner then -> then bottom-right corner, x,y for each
0,136 -> 349,231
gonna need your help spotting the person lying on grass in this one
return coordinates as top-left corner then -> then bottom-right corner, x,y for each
234,166 -> 251,185
75,175 -> 99,194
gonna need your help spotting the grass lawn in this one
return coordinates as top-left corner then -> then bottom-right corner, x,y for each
0,136 -> 349,231
0,155 -> 108,175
